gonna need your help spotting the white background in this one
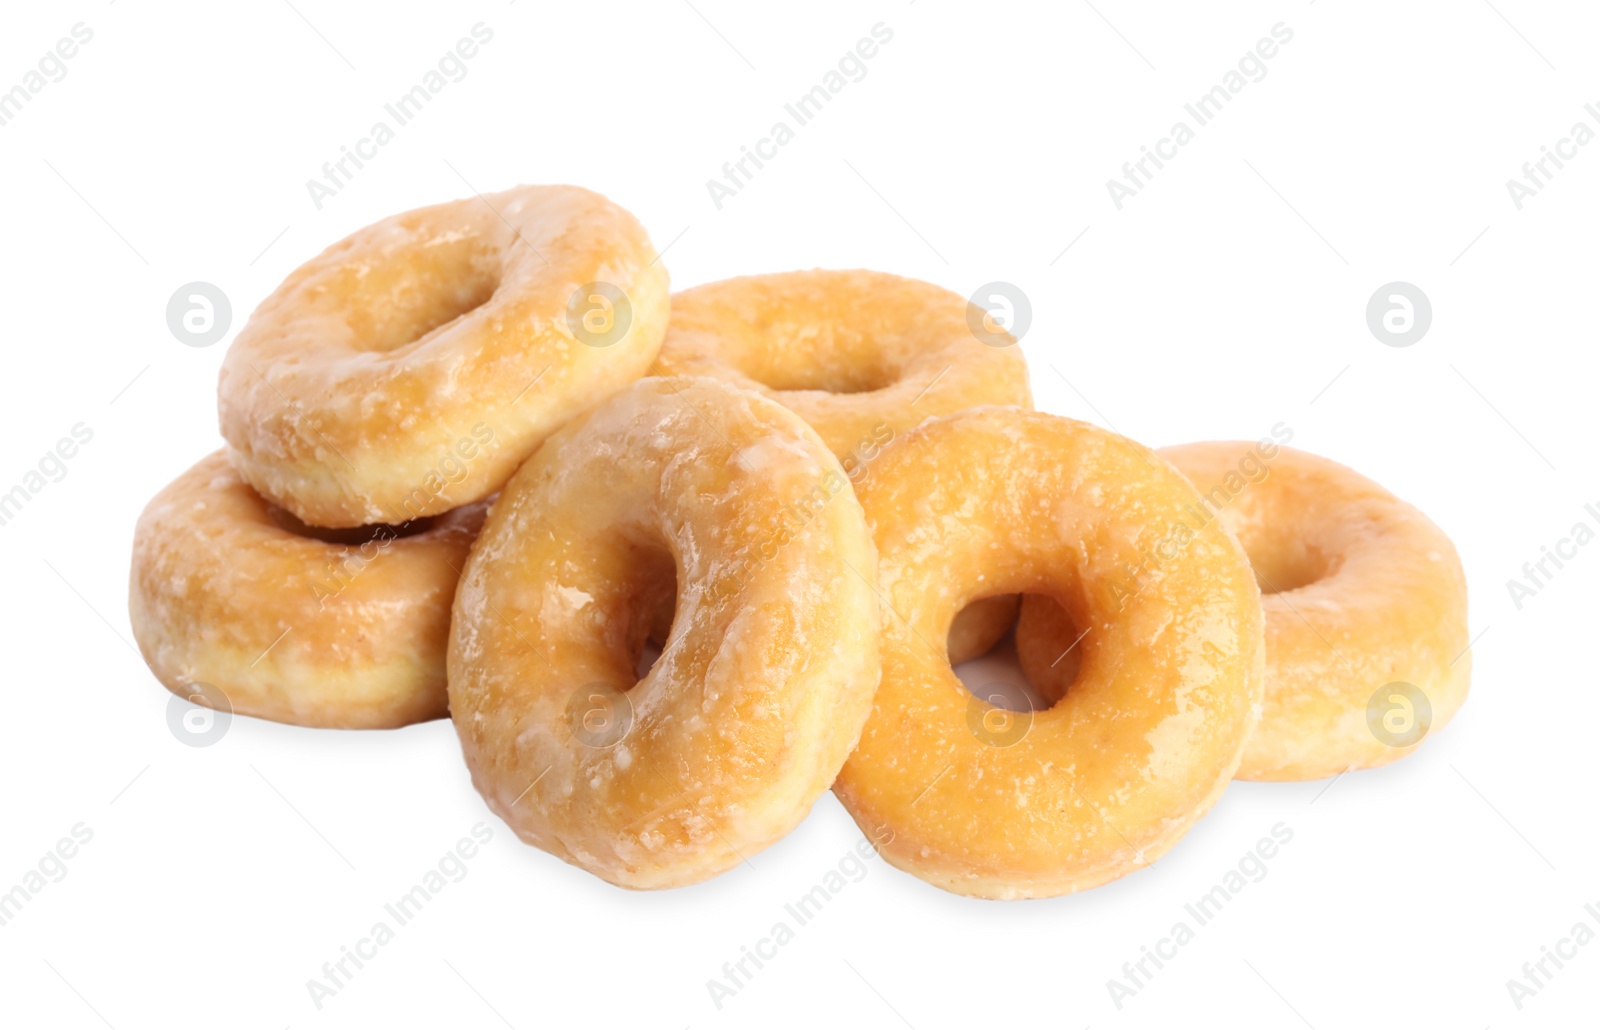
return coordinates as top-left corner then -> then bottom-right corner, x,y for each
1,1 -> 1596,1027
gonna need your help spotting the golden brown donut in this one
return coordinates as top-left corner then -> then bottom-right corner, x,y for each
652,270 -> 1031,458
448,377 -> 881,889
1018,441 -> 1471,780
130,451 -> 484,728
654,269 -> 1026,665
220,184 -> 670,527
834,409 -> 1264,899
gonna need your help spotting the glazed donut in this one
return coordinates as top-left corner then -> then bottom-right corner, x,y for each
833,408 -> 1264,899
1017,441 -> 1470,781
130,451 -> 484,728
653,268 -> 1025,667
447,376 -> 881,889
652,270 -> 1031,458
220,184 -> 670,527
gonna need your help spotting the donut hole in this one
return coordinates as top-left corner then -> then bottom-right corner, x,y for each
729,322 -> 900,395
1024,591 -> 1088,703
951,589 -> 1090,714
755,359 -> 896,395
948,594 -> 1029,711
951,635 -> 1037,714
635,592 -> 674,681
266,504 -> 436,544
1243,535 -> 1335,595
622,546 -> 680,685
341,238 -> 500,353
952,587 -> 1095,718
947,594 -> 1020,663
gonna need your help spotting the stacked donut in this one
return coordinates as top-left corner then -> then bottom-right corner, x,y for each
130,185 -> 1470,899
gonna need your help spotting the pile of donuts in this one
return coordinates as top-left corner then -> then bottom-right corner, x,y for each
130,184 -> 1471,899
